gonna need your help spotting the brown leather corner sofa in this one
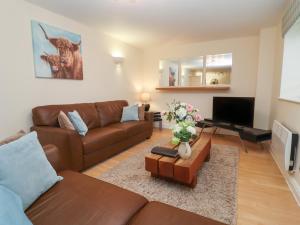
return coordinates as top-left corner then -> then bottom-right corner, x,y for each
25,144 -> 225,225
31,100 -> 153,171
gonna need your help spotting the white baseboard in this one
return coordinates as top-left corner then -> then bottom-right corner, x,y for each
269,150 -> 300,206
288,177 -> 300,206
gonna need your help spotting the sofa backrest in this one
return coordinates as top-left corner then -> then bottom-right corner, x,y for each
95,100 -> 128,127
32,103 -> 101,129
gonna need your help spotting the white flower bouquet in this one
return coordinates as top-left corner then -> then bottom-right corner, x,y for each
161,100 -> 202,124
162,100 -> 202,145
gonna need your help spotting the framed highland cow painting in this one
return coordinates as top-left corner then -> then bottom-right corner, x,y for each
31,20 -> 83,80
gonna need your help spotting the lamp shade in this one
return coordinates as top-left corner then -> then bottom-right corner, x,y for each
140,92 -> 151,103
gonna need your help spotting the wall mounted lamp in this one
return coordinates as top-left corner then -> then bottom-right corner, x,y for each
113,56 -> 124,65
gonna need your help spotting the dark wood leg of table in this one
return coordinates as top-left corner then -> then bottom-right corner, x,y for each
151,172 -> 159,178
205,151 -> 211,162
190,176 -> 197,188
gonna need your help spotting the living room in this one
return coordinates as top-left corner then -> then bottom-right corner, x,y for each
1,0 -> 300,225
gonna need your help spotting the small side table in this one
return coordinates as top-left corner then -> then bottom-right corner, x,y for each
153,112 -> 162,130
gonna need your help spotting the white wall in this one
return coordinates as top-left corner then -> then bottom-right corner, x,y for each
143,36 -> 259,128
0,0 -> 143,139
254,27 -> 277,129
270,23 -> 300,204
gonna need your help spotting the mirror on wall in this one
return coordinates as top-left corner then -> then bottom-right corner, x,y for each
159,53 -> 232,88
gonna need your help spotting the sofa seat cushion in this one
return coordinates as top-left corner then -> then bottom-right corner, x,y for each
82,127 -> 126,154
26,171 -> 148,225
109,121 -> 151,137
127,201 -> 225,225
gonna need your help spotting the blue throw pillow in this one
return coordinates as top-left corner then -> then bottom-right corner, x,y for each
0,132 -> 63,210
121,104 -> 139,122
0,186 -> 33,225
68,110 -> 88,136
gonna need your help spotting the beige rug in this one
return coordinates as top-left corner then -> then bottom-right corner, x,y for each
99,144 -> 239,225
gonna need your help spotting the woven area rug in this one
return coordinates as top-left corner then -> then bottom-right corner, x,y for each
99,144 -> 239,225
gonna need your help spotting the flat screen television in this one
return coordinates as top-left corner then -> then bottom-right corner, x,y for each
213,97 -> 255,127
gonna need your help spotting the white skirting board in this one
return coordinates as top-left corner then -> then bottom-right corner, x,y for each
270,150 -> 300,206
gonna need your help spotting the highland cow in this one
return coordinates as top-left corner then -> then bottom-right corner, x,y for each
40,53 -> 65,79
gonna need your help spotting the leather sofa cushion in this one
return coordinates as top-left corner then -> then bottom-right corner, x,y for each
26,171 -> 148,225
32,103 -> 100,129
128,201 -> 225,225
82,127 -> 126,154
95,100 -> 128,127
109,121 -> 151,137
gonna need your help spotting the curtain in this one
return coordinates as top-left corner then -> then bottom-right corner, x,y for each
282,0 -> 300,36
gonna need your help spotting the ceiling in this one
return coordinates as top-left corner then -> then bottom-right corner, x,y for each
26,0 -> 288,49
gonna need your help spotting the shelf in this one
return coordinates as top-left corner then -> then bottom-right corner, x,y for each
155,85 -> 230,92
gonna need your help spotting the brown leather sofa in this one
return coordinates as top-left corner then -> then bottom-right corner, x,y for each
25,145 -> 225,225
31,100 -> 153,171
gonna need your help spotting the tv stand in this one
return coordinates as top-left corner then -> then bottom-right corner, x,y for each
197,120 -> 272,153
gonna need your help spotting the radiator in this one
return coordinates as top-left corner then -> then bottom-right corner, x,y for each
271,120 -> 298,171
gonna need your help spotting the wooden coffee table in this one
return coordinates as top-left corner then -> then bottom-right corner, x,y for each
145,135 -> 211,188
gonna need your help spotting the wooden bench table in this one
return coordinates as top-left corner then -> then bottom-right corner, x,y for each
145,135 -> 211,188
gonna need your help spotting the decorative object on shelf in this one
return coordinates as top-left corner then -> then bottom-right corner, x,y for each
210,78 -> 219,85
169,65 -> 178,86
140,92 -> 151,111
31,20 -> 83,80
162,100 -> 202,159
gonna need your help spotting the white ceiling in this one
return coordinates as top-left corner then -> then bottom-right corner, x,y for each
26,0 -> 288,49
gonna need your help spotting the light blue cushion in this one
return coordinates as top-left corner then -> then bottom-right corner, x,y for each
0,132 -> 63,210
68,110 -> 88,136
121,104 -> 139,122
0,186 -> 33,225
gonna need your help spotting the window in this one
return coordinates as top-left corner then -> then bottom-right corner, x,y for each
280,17 -> 300,102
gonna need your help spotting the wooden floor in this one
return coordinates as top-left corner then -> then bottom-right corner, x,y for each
84,129 -> 300,225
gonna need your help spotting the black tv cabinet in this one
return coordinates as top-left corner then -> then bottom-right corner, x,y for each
197,120 -> 272,152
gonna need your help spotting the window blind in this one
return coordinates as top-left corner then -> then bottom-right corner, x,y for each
282,0 -> 300,36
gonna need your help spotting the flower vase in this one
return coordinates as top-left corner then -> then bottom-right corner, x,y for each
178,142 -> 192,159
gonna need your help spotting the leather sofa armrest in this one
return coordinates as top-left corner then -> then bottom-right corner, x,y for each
43,145 -> 65,173
145,112 -> 154,122
31,126 -> 84,171
144,112 -> 154,138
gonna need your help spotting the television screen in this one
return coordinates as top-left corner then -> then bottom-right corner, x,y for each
213,97 -> 255,127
